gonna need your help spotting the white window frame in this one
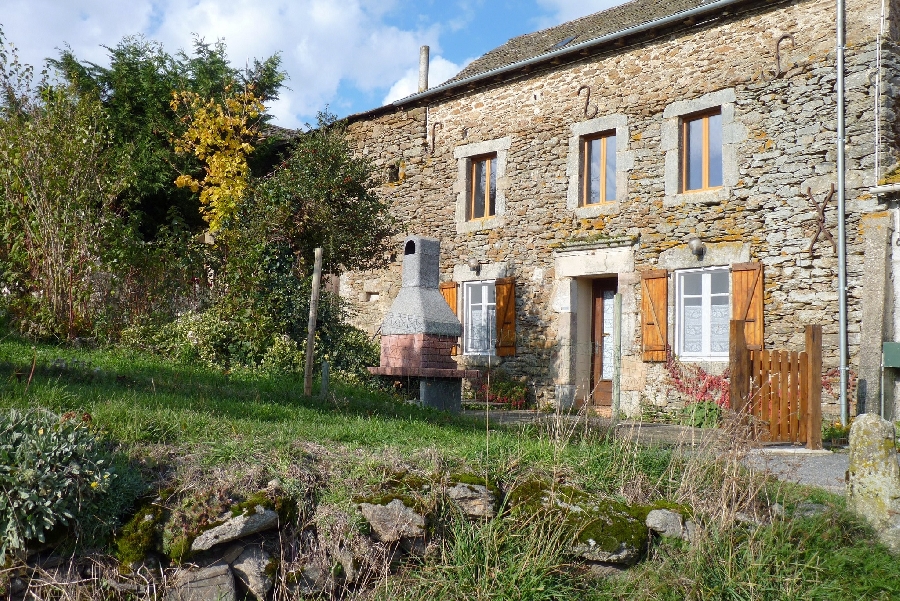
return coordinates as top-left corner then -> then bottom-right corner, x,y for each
675,267 -> 731,361
463,280 -> 496,356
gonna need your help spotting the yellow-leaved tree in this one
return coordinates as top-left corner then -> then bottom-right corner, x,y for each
171,84 -> 263,231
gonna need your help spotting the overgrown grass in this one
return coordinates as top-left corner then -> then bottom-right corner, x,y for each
1,336 -> 897,600
0,337 -> 672,505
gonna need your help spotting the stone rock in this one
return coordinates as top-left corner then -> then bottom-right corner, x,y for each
399,537 -> 427,556
9,577 -> 26,594
645,509 -> 684,539
586,562 -> 628,578
291,565 -> 329,597
231,546 -> 273,600
447,483 -> 497,519
191,506 -> 279,552
165,564 -> 236,601
793,503 -> 828,518
567,504 -> 649,565
684,519 -> 700,543
847,413 -> 900,553
570,540 -> 641,565
359,499 -> 425,543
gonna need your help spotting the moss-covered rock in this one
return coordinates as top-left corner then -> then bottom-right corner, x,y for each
115,502 -> 165,571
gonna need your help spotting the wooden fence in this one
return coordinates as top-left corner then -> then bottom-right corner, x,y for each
729,321 -> 822,449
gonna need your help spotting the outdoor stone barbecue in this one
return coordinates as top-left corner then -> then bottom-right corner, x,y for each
368,236 -> 478,411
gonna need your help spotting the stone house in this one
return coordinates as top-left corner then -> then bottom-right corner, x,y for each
341,0 -> 900,420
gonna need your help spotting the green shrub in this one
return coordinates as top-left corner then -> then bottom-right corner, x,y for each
0,409 -> 114,562
476,370 -> 529,409
679,401 -> 721,429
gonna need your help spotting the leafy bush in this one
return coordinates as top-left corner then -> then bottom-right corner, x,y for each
822,419 -> 852,444
0,409 -> 114,562
476,371 -> 528,409
679,401 -> 722,429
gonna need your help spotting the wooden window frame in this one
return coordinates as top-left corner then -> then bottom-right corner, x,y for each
468,153 -> 497,221
580,132 -> 616,206
681,110 -> 722,193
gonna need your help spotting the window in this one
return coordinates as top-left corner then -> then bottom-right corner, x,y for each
454,137 -> 510,233
468,154 -> 497,220
682,111 -> 722,192
463,280 -> 496,355
581,133 -> 616,205
567,114 -> 628,215
676,268 -> 730,359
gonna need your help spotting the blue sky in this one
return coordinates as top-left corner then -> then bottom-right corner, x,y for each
1,0 -> 624,128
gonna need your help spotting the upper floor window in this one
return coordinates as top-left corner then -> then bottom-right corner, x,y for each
683,111 -> 722,192
581,133 -> 616,205
468,154 -> 497,220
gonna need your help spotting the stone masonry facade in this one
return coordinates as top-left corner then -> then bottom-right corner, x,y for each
342,0 -> 900,419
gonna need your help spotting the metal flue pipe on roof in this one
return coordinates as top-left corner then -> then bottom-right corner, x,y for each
836,0 -> 849,426
419,46 -> 430,93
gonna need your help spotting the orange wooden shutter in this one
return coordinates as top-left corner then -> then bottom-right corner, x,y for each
641,269 -> 668,362
495,278 -> 516,357
732,262 -> 764,351
439,281 -> 459,356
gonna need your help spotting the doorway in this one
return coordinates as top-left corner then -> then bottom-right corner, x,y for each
589,278 -> 617,408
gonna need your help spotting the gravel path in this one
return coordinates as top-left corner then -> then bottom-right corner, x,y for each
743,449 -> 851,495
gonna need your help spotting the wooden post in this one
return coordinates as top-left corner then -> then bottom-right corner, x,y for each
729,319 -> 750,412
320,360 -> 330,399
304,248 -> 323,397
806,324 -> 823,450
611,293 -> 622,422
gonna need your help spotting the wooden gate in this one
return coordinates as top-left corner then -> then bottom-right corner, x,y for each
729,321 -> 822,449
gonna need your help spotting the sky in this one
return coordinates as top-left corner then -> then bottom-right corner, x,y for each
0,0 -> 625,129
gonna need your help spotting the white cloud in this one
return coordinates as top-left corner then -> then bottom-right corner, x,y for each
382,55 -> 470,105
534,0 -> 627,28
1,0 -> 444,128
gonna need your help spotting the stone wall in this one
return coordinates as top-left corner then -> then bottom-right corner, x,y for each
343,0 -> 900,417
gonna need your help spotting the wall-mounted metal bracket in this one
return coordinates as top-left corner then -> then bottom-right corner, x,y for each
577,85 -> 598,119
806,183 -> 837,257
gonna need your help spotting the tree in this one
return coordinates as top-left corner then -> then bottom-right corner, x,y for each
0,31 -> 130,339
51,36 -> 285,239
171,84 -> 264,232
231,112 -> 401,276
189,112 -> 400,364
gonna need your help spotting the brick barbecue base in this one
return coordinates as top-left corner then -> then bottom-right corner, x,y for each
379,333 -> 460,370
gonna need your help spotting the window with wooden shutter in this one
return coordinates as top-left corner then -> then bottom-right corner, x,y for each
439,281 -> 459,356
641,270 -> 668,362
731,262 -> 764,350
495,277 -> 516,357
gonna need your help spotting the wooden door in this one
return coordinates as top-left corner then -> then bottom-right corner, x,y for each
591,279 -> 617,407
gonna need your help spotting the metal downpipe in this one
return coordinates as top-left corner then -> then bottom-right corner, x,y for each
837,0 -> 849,425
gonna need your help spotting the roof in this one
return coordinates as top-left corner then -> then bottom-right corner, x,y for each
345,0 -> 754,121
448,0 -> 708,83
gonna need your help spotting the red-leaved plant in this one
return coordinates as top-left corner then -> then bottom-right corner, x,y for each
664,347 -> 730,408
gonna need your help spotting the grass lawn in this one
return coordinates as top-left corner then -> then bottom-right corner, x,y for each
1,336 -> 898,600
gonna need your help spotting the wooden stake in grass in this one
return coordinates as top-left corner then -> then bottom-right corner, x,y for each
304,247 -> 323,397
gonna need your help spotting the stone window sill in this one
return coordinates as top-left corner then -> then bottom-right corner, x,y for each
457,215 -> 504,234
574,202 -> 620,219
664,187 -> 730,207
